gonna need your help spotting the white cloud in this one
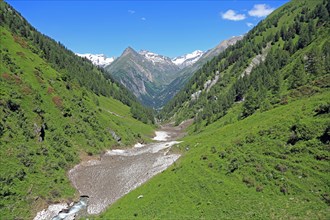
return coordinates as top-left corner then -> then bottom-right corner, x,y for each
128,10 -> 135,14
246,22 -> 254,27
221,9 -> 246,21
248,4 -> 274,17
141,17 -> 146,21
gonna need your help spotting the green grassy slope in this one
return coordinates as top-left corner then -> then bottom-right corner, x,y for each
97,0 -> 330,219
160,0 -> 329,126
0,19 -> 154,220
98,90 -> 329,220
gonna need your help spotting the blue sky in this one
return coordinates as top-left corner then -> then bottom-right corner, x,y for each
7,0 -> 288,58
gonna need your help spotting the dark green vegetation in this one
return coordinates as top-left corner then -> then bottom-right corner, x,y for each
98,0 -> 330,219
0,2 -> 154,125
1,0 -> 330,219
99,91 -> 330,219
0,2 -> 154,219
161,0 -> 330,127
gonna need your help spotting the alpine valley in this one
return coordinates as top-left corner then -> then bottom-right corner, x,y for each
80,36 -> 241,108
1,0 -> 329,219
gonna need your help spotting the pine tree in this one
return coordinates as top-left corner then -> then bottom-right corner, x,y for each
284,38 -> 294,54
242,87 -> 259,118
289,60 -> 307,89
306,47 -> 322,76
322,40 -> 330,73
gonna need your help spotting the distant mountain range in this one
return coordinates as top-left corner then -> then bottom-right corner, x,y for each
79,36 -> 242,108
77,49 -> 205,69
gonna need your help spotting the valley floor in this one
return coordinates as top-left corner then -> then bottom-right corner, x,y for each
97,90 -> 330,219
35,123 -> 191,219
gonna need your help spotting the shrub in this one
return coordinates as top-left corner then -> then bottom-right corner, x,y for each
275,164 -> 287,172
227,159 -> 239,173
256,185 -> 264,192
21,85 -> 32,95
315,102 -> 330,115
200,155 -> 208,160
210,146 -> 217,154
6,100 -> 20,111
318,126 -> 330,144
219,151 -> 226,159
245,133 -> 256,143
243,176 -> 255,187
280,186 -> 288,195
47,86 -> 54,94
0,123 -> 4,137
52,96 -> 63,109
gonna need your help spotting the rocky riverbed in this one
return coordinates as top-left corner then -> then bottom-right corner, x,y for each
34,120 -> 192,219
68,140 -> 181,215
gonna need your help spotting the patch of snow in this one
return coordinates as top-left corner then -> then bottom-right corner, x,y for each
33,203 -> 68,220
139,50 -> 172,65
172,50 -> 204,68
134,143 -> 145,148
152,131 -> 170,141
76,53 -> 115,67
106,149 -> 127,156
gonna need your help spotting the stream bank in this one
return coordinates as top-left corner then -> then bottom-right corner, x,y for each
34,120 -> 192,219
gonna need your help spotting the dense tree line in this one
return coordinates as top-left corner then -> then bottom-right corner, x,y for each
0,2 -> 154,124
160,0 -> 329,128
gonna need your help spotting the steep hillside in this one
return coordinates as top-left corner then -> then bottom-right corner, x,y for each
100,91 -> 330,219
158,36 -> 243,108
98,0 -> 330,219
161,0 -> 330,126
0,2 -> 154,219
0,2 -> 154,125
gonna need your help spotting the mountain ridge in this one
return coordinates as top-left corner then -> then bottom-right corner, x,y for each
76,49 -> 205,69
104,37 -> 241,108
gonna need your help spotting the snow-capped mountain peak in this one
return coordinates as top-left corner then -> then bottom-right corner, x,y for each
76,53 -> 115,67
172,50 -> 204,69
139,50 -> 173,65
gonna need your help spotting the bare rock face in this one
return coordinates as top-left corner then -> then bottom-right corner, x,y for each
104,36 -> 242,108
105,47 -> 180,107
